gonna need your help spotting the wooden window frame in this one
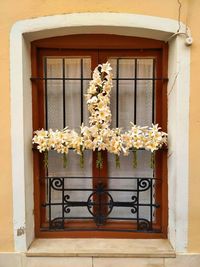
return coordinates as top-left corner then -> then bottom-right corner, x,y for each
31,34 -> 168,238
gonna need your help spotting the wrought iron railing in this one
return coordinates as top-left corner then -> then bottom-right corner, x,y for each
41,176 -> 161,233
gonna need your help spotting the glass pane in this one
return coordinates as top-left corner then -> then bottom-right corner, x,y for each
119,59 -> 135,78
48,150 -> 92,177
83,80 -> 90,125
109,58 -> 117,78
45,57 -> 92,220
83,58 -> 91,78
108,151 -> 153,219
136,80 -> 153,126
108,58 -> 135,128
83,58 -> 91,125
47,80 -> 63,129
108,150 -> 153,178
110,80 -> 116,128
47,150 -> 93,219
119,80 -> 135,129
65,58 -> 81,78
47,58 -> 63,78
65,80 -> 81,130
137,59 -> 153,78
65,57 -> 91,79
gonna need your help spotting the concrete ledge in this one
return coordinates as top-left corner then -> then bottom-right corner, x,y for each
26,239 -> 175,258
2,253 -> 200,267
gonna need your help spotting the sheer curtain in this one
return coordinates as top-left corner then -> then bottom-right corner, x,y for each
46,58 -> 92,219
108,58 -> 154,219
46,57 -> 154,220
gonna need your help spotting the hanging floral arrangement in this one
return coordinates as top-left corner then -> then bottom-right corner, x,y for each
32,62 -> 167,168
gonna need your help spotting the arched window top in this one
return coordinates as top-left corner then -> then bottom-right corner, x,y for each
32,34 -> 166,49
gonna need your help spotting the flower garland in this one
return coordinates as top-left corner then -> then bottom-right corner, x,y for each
32,62 -> 167,168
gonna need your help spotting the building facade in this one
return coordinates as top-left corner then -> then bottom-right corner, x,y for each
0,0 -> 200,266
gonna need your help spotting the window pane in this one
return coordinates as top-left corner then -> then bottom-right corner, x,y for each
110,80 -> 116,128
65,58 -> 81,78
108,57 -> 154,127
119,59 -> 135,78
47,150 -> 92,219
137,59 -> 153,78
46,57 -> 92,220
136,80 -> 153,126
119,80 -> 134,129
47,80 -> 63,129
108,58 -> 117,78
47,58 -> 63,78
83,80 -> 90,125
83,58 -> 92,78
65,57 -> 91,78
108,151 -> 153,178
64,58 -> 91,127
108,151 -> 154,219
65,80 -> 81,130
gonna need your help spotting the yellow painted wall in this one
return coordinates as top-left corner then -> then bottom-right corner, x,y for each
0,0 -> 199,252
187,0 -> 200,252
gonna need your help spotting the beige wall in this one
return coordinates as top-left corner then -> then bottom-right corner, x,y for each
0,0 -> 199,252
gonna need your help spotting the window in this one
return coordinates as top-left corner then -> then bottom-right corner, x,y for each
32,34 -> 168,238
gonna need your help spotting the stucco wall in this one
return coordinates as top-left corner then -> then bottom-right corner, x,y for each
0,0 -> 199,252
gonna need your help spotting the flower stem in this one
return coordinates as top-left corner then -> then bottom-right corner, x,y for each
115,154 -> 120,168
44,150 -> 48,169
132,149 -> 137,168
150,151 -> 155,169
63,153 -> 67,168
96,151 -> 103,169
80,152 -> 84,168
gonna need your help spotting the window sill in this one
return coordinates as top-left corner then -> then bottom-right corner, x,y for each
26,238 -> 175,258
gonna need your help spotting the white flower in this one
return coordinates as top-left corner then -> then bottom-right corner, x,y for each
101,62 -> 112,74
33,62 -> 168,162
87,96 -> 98,104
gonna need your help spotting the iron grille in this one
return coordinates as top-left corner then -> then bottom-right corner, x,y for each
41,176 -> 161,233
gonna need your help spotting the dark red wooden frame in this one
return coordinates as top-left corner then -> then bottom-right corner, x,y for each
31,34 -> 168,238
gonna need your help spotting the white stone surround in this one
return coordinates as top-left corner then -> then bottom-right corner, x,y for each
10,12 -> 190,254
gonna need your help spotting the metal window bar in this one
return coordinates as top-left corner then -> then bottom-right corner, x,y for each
134,58 -> 137,124
62,177 -> 65,228
152,59 -> 156,124
41,176 -> 161,233
62,58 -> 66,128
31,77 -> 168,81
44,57 -> 48,129
80,59 -> 84,123
150,178 -> 153,230
48,173 -> 51,227
116,59 -> 119,127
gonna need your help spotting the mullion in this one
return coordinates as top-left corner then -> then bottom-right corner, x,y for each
152,59 -> 156,124
62,177 -> 65,228
81,59 -> 84,123
134,59 -> 137,124
44,57 -> 48,129
63,58 -> 66,128
48,175 -> 52,228
150,179 -> 153,230
116,59 -> 119,127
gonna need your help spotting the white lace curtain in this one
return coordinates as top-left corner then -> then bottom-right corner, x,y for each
46,57 -> 154,219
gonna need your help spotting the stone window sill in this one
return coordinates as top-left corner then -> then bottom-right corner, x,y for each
26,238 -> 175,258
